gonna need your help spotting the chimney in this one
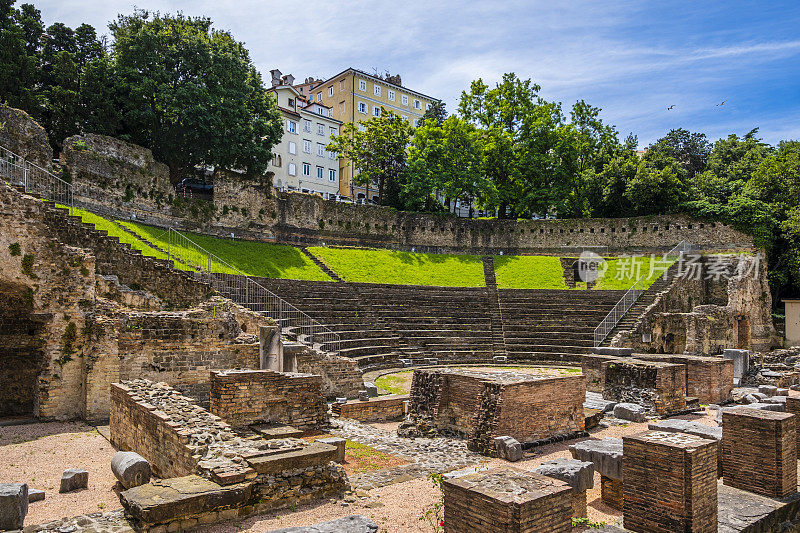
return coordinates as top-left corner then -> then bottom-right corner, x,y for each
270,69 -> 282,87
283,74 -> 295,86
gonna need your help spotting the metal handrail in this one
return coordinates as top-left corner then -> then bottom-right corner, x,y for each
166,228 -> 341,355
593,240 -> 691,346
0,146 -> 73,209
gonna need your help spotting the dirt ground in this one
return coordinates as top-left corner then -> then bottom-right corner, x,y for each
0,408 -> 719,532
0,421 -> 118,525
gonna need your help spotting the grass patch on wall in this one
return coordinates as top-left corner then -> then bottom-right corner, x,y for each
308,247 -> 485,287
122,222 -> 332,281
493,255 -> 568,289
593,256 -> 677,290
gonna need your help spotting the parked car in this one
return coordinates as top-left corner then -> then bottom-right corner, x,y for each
176,177 -> 213,194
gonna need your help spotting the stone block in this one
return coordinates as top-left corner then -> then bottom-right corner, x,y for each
723,349 -> 749,384
363,382 -> 378,398
722,407 -> 797,498
318,437 -> 346,463
442,467 -> 573,532
111,451 -> 152,489
493,436 -> 523,462
533,458 -> 594,492
569,438 -> 623,480
59,469 -> 88,493
613,402 -> 647,422
27,489 -> 44,503
266,515 -> 378,532
786,394 -> 800,449
759,385 -> 778,397
777,388 -> 790,396
584,392 -> 616,413
593,347 -> 633,357
623,431 -> 717,533
0,483 -> 28,531
358,390 -> 369,402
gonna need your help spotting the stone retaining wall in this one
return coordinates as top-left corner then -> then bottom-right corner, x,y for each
209,369 -> 327,429
332,394 -> 408,422
602,359 -> 686,414
635,354 -> 734,404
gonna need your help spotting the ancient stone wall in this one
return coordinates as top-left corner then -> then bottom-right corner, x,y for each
602,360 -> 686,413
615,254 -> 777,354
209,369 -> 327,429
0,105 -> 52,167
331,394 -> 408,422
635,354 -> 734,403
293,344 -> 363,398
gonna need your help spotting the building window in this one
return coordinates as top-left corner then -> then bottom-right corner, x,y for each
317,123 -> 325,135
329,127 -> 338,137
328,86 -> 333,97
317,143 -> 325,157
287,120 -> 296,133
358,102 -> 367,114
373,106 -> 381,117
302,139 -> 311,153
374,85 -> 381,96
388,89 -> 395,101
302,119 -> 311,132
316,93 -> 321,102
329,169 -> 337,182
288,141 -> 296,155
316,166 -> 324,179
359,79 -> 367,91
272,154 -> 282,167
427,103 -> 432,110
288,98 -> 295,108
302,163 -> 311,176
401,95 -> 408,105
413,99 -> 421,109
329,149 -> 336,160
339,101 -> 345,113
288,162 -> 296,176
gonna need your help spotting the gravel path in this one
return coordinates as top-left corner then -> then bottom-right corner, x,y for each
0,421 -> 119,525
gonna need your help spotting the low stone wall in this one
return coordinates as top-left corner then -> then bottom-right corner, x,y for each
582,354 -> 628,393
209,369 -> 327,429
0,105 -> 52,167
332,394 -> 408,422
111,379 -> 347,531
635,354 -> 733,404
602,359 -> 686,414
293,344 -> 363,398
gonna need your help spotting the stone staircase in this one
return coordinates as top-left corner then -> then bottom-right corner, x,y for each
483,256 -> 507,358
301,248 -> 343,282
598,261 -> 683,346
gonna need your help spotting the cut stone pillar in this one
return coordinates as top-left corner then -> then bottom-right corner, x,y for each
623,431 -> 717,533
722,407 -> 797,498
260,325 -> 283,371
723,348 -> 749,385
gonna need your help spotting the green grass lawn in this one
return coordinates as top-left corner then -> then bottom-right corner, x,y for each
122,222 -> 332,281
375,371 -> 413,395
67,207 -> 183,266
494,255 -> 568,289
593,255 -> 677,290
308,247 -> 486,287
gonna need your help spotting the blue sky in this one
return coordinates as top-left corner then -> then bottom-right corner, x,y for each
30,0 -> 800,147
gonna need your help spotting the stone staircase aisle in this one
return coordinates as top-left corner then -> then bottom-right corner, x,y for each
483,256 -> 507,358
302,247 -> 343,282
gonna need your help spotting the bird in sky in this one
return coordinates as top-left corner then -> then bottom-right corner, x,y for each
716,100 -> 726,107
667,105 -> 675,110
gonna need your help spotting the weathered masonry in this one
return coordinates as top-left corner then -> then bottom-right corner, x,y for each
405,368 -> 585,455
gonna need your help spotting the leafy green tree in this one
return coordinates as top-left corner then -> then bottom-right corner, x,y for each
624,152 -> 688,215
328,109 -> 411,207
420,100 -> 447,126
645,128 -> 711,180
0,0 -> 41,112
110,11 -> 282,181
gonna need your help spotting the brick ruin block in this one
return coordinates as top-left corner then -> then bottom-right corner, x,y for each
602,359 -> 686,414
331,394 -> 407,422
636,354 -> 734,404
209,369 -> 327,430
405,368 -> 585,455
442,467 -> 573,532
623,431 -> 718,533
722,407 -> 797,498
582,354 -> 628,393
601,475 -> 624,510
785,393 -> 800,450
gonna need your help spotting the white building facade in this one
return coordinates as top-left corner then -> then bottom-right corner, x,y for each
267,85 -> 342,198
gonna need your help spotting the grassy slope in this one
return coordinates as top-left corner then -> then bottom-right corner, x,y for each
308,247 -> 486,287
593,256 -> 677,290
68,208 -> 181,265
123,222 -> 331,281
494,255 -> 568,289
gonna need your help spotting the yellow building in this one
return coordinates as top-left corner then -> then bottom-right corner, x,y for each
309,68 -> 440,201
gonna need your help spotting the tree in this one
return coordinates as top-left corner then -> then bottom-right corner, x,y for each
408,116 -> 489,215
420,100 -> 447,126
0,0 -> 41,112
646,128 -> 711,180
624,152 -> 688,215
328,109 -> 411,207
110,11 -> 282,181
